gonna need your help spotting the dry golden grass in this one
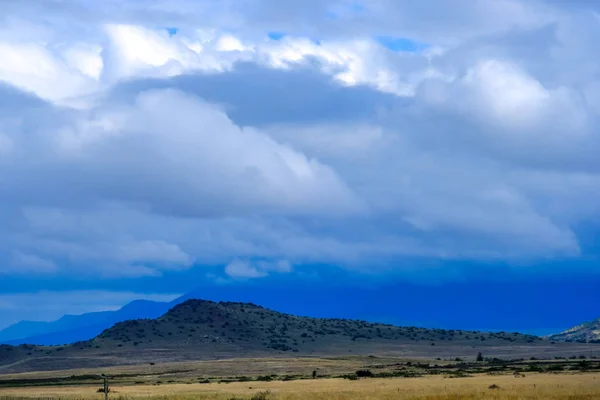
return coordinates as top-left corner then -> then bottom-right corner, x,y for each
1,373 -> 599,400
0,357 -> 370,382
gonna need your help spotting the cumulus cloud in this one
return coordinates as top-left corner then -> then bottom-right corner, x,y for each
0,0 -> 600,281
225,260 -> 268,279
0,85 -> 360,276
224,259 -> 292,279
1,88 -> 360,216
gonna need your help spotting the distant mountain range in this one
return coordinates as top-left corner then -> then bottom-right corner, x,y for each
549,318 -> 600,343
0,299 -> 179,346
1,282 -> 598,347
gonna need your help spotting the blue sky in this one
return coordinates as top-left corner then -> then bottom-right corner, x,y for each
0,0 -> 600,332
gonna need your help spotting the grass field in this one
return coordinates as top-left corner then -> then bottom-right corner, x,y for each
0,373 -> 599,400
0,356 -> 599,399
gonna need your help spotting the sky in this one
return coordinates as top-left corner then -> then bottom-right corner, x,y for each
0,0 -> 600,333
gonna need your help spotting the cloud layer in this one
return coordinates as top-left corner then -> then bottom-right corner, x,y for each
1,0 -> 600,280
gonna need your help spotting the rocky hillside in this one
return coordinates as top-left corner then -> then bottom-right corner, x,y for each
91,299 -> 544,353
549,318 -> 600,343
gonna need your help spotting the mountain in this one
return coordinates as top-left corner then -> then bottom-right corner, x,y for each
4,277 -> 600,347
94,299 -> 543,353
173,280 -> 600,335
549,318 -> 600,343
0,300 -> 176,346
1,299 -> 598,374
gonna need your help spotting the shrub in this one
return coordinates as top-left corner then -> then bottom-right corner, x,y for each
355,370 -> 374,378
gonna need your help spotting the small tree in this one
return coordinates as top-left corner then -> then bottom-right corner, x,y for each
476,352 -> 484,362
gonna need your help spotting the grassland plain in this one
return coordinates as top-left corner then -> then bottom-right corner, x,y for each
1,356 -> 599,400
0,373 -> 599,400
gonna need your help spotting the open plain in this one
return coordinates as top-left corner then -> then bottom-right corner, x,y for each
1,355 -> 599,400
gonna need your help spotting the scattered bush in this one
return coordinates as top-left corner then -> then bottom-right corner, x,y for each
355,370 -> 374,378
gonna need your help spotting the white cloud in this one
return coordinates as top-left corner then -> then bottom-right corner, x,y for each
259,260 -> 293,273
0,21 -> 428,103
448,60 -> 587,135
4,88 -> 361,217
116,240 -> 193,267
224,259 -> 293,279
0,0 -> 600,279
225,260 -> 268,279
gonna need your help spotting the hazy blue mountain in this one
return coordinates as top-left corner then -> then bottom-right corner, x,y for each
3,323 -> 111,346
0,299 -> 177,345
0,312 -> 112,343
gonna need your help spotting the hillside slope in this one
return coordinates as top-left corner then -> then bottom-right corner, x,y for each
94,299 -> 543,352
549,318 -> 600,343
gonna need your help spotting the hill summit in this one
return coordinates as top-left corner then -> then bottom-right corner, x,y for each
93,299 -> 542,353
549,318 -> 600,343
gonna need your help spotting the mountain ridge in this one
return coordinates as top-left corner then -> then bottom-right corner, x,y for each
1,299 -> 599,374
